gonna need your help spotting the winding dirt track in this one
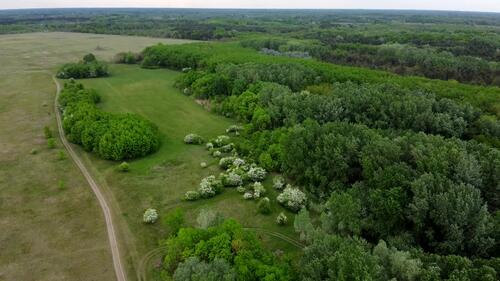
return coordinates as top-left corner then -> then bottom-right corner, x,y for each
52,76 -> 127,281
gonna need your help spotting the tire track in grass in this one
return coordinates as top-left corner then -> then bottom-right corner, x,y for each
53,76 -> 127,281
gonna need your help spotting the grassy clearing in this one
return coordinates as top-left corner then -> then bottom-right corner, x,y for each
0,32 -> 193,281
77,64 -> 302,275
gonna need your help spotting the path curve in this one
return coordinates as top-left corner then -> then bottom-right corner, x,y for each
52,76 -> 127,281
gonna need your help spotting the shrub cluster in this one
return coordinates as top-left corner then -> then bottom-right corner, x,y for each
114,51 -> 143,64
183,133 -> 204,144
56,53 -> 109,79
59,80 -> 160,160
277,185 -> 307,212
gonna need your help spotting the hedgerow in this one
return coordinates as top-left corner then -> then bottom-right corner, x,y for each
59,80 -> 160,160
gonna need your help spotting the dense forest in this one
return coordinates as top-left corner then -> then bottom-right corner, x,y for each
134,31 -> 499,280
5,8 -> 499,281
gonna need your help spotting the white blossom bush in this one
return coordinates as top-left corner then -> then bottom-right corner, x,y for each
277,185 -> 307,212
276,212 -> 288,225
226,125 -> 243,134
252,182 -> 266,199
243,192 -> 254,200
247,167 -> 267,182
221,172 -> 243,187
143,208 -> 158,224
184,133 -> 204,145
206,142 -> 214,150
232,158 -> 245,167
199,175 -> 222,198
213,135 -> 230,147
236,186 -> 246,193
273,176 -> 285,190
219,156 -> 236,169
184,191 -> 200,201
200,162 -> 207,168
212,150 -> 222,158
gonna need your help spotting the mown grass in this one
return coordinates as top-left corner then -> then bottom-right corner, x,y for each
77,64 -> 302,275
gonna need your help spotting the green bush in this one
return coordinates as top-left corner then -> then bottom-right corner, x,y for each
118,162 -> 130,172
257,197 -> 272,214
43,126 -> 52,139
56,54 -> 109,79
59,81 -> 161,161
47,138 -> 56,149
57,150 -> 66,160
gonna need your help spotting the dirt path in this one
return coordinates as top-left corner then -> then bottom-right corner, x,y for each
52,76 -> 127,281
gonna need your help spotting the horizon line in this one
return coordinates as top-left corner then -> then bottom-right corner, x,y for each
1,7 -> 499,14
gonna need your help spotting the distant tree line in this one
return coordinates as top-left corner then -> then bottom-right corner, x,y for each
242,38 -> 500,86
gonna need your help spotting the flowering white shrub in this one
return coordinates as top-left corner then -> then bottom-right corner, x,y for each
219,156 -> 236,169
247,167 -> 267,182
226,125 -> 243,134
236,186 -> 246,193
253,182 -> 266,198
184,133 -> 204,145
212,150 -> 222,158
221,172 -> 243,187
232,158 -> 245,167
199,175 -> 222,198
206,142 -> 214,150
213,135 -> 230,147
273,176 -> 285,190
243,192 -> 254,200
276,212 -> 288,225
184,191 -> 200,201
220,143 -> 234,153
143,208 -> 158,224
200,162 -> 207,168
277,185 -> 307,212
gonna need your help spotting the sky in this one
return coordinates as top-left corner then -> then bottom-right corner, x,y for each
0,0 -> 499,13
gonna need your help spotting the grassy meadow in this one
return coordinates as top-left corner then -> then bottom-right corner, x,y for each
76,65 -> 302,278
0,32 -> 300,281
0,32 -> 193,281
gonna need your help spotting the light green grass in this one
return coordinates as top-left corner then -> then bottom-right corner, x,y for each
77,64 -> 302,273
0,32 -> 195,281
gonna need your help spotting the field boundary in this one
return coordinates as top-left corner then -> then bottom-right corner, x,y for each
52,76 -> 127,281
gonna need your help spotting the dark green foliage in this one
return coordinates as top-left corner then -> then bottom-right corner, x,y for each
173,257 -> 236,281
82,53 -> 96,63
56,54 -> 109,79
162,219 -> 294,280
163,208 -> 185,236
300,233 -> 381,281
321,191 -> 362,236
257,197 -> 272,215
409,175 -> 493,256
59,80 -> 160,160
114,52 -> 143,64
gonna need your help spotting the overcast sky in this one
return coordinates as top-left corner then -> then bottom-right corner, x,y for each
1,0 -> 499,13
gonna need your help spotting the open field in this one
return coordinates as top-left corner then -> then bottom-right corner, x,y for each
77,64 -> 302,279
0,32 -> 194,281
